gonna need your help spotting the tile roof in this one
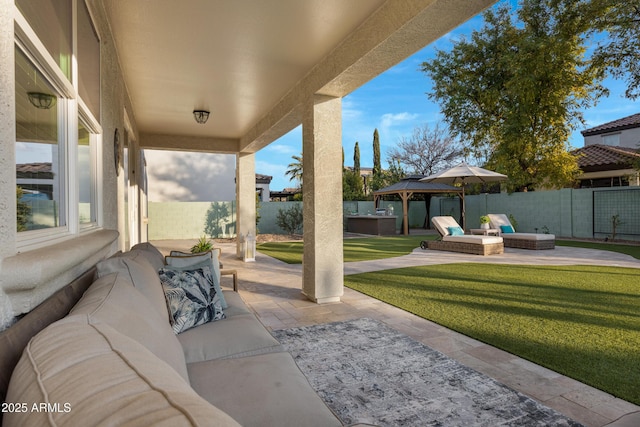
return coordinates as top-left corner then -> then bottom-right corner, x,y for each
16,162 -> 52,173
581,113 -> 640,136
572,144 -> 640,169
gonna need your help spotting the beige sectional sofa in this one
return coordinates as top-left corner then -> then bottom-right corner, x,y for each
3,243 -> 342,426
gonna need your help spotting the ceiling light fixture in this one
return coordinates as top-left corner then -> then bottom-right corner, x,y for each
27,92 -> 56,109
193,109 -> 210,124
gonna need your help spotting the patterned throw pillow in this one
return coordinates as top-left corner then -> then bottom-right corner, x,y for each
158,266 -> 225,334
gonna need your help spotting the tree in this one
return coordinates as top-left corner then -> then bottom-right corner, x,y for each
353,141 -> 361,177
276,204 -> 303,235
388,122 -> 464,176
16,186 -> 31,232
422,0 -> 606,191
344,142 -> 365,200
589,0 -> 640,100
285,154 -> 303,188
371,129 -> 384,192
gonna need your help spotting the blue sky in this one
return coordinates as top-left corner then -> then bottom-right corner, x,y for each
256,1 -> 640,192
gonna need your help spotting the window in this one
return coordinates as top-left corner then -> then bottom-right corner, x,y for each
602,133 -> 620,146
15,0 -> 72,80
15,47 -> 65,231
78,0 -> 101,120
14,1 -> 102,245
78,121 -> 96,225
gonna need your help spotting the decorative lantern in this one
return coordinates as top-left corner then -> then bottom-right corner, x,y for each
242,231 -> 256,262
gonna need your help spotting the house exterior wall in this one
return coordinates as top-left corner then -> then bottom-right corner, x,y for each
584,127 -> 640,149
0,1 -> 136,330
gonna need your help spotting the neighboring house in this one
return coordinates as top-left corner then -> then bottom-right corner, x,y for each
270,187 -> 302,201
581,113 -> 640,149
573,145 -> 640,188
576,113 -> 640,188
344,166 -> 374,194
255,174 -> 272,202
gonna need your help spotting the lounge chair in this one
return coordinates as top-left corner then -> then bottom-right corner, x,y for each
425,216 -> 504,255
487,214 -> 555,250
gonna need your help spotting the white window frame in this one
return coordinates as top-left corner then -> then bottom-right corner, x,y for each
14,1 -> 103,251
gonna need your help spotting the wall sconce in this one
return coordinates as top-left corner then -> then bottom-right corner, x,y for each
27,92 -> 56,109
193,109 -> 210,124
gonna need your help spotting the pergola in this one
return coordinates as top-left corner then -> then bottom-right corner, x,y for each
373,176 -> 462,235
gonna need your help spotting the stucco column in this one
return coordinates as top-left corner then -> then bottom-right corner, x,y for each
301,95 -> 343,303
236,152 -> 256,257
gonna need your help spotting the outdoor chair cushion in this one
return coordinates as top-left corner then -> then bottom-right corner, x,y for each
432,216 -> 465,237
443,235 -> 503,245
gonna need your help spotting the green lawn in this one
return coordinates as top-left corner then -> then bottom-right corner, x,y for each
257,235 -> 640,264
344,263 -> 640,405
557,239 -> 640,260
257,235 -> 432,264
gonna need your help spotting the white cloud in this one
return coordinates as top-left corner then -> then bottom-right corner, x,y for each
379,112 -> 419,130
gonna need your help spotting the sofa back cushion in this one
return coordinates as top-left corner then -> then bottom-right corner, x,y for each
130,241 -> 166,270
5,316 -> 241,427
96,251 -> 169,319
70,273 -> 190,382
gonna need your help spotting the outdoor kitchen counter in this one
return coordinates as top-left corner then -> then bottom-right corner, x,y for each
346,215 -> 397,235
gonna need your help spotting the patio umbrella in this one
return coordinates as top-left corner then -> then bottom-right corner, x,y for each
420,162 -> 507,230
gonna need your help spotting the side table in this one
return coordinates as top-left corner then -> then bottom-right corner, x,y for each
469,228 -> 500,236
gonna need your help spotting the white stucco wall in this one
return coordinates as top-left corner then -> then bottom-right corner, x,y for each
0,0 -> 136,330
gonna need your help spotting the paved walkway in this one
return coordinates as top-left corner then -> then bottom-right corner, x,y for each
152,239 -> 640,427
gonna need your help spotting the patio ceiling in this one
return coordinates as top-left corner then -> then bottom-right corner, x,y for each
102,0 -> 496,154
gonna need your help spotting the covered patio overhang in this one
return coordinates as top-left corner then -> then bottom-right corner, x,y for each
100,0 -> 497,303
374,177 -> 462,235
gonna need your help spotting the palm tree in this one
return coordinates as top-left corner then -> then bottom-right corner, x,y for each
285,154 -> 303,188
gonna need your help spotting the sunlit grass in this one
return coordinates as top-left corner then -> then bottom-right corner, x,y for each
344,263 -> 640,404
557,239 -> 640,260
257,235 -> 433,264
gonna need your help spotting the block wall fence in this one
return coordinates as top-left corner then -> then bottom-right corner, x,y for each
148,187 -> 640,242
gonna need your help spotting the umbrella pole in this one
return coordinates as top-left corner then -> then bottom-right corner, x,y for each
461,188 -> 466,231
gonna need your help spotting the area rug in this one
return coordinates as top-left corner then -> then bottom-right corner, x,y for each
271,318 -> 583,427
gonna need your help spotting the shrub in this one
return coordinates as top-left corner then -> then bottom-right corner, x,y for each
276,204 -> 303,235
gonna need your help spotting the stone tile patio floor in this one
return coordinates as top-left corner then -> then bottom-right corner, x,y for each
152,239 -> 640,427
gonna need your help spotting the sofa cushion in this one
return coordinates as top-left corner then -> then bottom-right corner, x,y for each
188,352 -> 341,427
221,290 -> 252,317
5,316 -> 240,427
96,251 -> 169,319
70,273 -> 190,383
178,313 -> 283,363
130,241 -> 166,271
166,250 -> 227,309
159,266 -> 225,334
